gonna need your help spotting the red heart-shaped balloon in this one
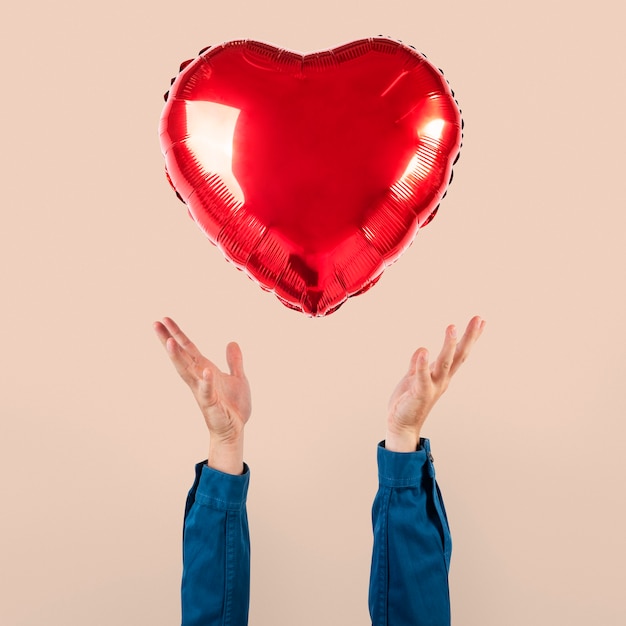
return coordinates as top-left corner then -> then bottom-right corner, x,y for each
159,38 -> 462,315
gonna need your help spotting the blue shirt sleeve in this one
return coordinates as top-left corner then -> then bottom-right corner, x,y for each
181,440 -> 451,626
181,462 -> 251,626
369,439 -> 452,626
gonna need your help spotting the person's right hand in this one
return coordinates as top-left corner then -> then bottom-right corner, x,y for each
153,318 -> 251,472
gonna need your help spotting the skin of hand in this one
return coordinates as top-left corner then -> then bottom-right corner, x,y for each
154,315 -> 484,468
153,317 -> 250,475
385,315 -> 486,453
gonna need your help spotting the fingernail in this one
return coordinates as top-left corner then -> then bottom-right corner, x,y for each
450,325 -> 457,338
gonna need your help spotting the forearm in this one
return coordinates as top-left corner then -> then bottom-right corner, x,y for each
182,461 -> 251,626
369,439 -> 452,626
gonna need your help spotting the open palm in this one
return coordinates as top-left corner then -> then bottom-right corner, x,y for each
154,317 -> 251,442
386,316 -> 485,450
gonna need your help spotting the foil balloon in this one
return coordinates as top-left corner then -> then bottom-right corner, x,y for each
159,37 -> 462,316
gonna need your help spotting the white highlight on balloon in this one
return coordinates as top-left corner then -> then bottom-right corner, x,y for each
185,101 -> 245,203
399,118 -> 446,180
420,118 -> 445,140
400,155 -> 419,181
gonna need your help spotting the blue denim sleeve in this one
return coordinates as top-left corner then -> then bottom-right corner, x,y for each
369,439 -> 452,626
181,462 -> 251,626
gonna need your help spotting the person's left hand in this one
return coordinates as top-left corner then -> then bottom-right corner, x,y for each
386,315 -> 486,452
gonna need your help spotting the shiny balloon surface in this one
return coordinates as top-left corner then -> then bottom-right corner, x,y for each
159,38 -> 462,315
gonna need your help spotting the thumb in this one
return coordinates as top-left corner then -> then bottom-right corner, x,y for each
226,342 -> 245,378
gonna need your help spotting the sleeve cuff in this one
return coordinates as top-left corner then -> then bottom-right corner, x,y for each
377,438 -> 435,487
189,461 -> 250,511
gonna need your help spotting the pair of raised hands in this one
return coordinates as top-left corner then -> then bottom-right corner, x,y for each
153,316 -> 485,474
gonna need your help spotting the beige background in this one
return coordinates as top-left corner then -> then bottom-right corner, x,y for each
2,0 -> 625,624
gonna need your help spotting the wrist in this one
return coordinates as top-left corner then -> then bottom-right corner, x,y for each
208,435 -> 245,475
384,428 -> 421,453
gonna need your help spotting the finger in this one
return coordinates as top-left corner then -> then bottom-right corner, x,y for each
154,322 -> 196,375
412,348 -> 431,386
155,322 -> 193,368
450,316 -> 485,376
164,336 -> 199,385
226,342 -> 245,377
407,348 -> 421,375
199,367 -> 219,406
161,317 -> 203,362
431,324 -> 458,381
153,321 -> 172,348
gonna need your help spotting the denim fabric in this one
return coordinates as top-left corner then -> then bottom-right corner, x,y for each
181,462 -> 250,626
369,439 -> 451,626
181,439 -> 450,625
